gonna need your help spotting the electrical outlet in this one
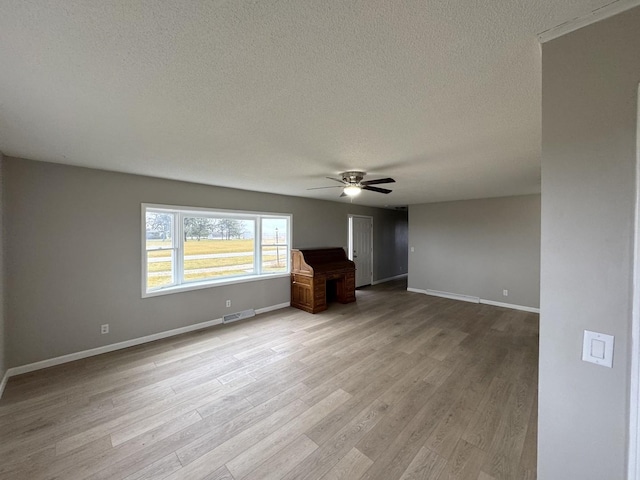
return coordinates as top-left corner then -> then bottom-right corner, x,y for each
101,324 -> 109,334
226,300 -> 231,308
503,289 -> 509,297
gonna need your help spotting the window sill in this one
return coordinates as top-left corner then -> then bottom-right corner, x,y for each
142,272 -> 290,298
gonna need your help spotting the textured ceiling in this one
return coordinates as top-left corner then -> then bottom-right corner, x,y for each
0,1 -> 627,206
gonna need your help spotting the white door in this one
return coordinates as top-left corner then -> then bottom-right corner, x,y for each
349,215 -> 373,287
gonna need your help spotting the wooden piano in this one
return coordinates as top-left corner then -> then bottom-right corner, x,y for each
290,247 -> 356,314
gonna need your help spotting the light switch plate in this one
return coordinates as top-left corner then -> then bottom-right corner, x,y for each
582,330 -> 614,368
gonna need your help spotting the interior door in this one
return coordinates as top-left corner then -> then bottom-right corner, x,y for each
349,215 -> 373,287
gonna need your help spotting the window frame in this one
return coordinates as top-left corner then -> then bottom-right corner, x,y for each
144,210 -> 178,289
142,203 -> 292,298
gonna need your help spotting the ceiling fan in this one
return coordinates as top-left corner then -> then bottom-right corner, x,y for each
308,171 -> 395,197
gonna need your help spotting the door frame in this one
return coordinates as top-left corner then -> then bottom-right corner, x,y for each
348,214 -> 373,287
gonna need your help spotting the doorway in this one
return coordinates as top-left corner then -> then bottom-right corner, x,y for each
348,215 -> 373,287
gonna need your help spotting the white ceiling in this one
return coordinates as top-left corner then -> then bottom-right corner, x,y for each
0,1 -> 627,206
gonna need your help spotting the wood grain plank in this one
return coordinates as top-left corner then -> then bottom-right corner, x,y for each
424,399 -> 475,460
226,389 -> 351,479
398,446 -> 447,480
436,439 -> 486,480
281,399 -> 390,480
241,434 -> 318,480
0,279 -> 538,480
306,374 -> 397,446
82,383 -> 310,480
462,377 -> 513,451
123,452 -> 182,480
321,447 -> 373,480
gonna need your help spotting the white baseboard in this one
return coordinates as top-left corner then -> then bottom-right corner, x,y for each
0,369 -> 9,399
256,302 -> 291,314
407,287 -> 479,303
407,287 -> 540,313
3,302 -> 291,385
372,274 -> 408,286
424,289 -> 480,304
479,299 -> 540,313
428,289 -> 480,303
407,287 -> 427,295
6,317 -> 221,378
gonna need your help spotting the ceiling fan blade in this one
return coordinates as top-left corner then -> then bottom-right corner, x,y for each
363,185 -> 392,194
326,177 -> 347,184
361,177 -> 395,185
307,185 -> 344,190
339,192 -> 347,197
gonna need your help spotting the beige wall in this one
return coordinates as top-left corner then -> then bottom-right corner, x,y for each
408,195 -> 541,309
4,157 -> 407,367
540,7 -> 640,479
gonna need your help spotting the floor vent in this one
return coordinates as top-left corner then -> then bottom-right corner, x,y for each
223,309 -> 256,324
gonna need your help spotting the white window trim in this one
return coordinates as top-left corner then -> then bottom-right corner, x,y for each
141,203 -> 292,298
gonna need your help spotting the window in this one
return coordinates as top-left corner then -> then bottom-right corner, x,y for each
143,204 -> 291,297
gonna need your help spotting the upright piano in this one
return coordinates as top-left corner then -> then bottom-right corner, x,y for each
290,247 -> 356,314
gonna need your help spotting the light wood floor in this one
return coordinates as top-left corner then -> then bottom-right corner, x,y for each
0,280 -> 538,480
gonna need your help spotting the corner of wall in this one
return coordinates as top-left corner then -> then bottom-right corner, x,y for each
539,7 -> 640,478
0,151 -> 6,398
2,158 -> 410,370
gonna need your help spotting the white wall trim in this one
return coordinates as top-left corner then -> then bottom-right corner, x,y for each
479,299 -> 540,314
407,287 -> 480,304
537,0 -> 640,43
141,203 -> 293,299
372,273 -> 408,285
0,370 -> 9,399
628,83 -> 640,480
2,302 -> 290,385
7,317 -> 222,377
407,287 -> 428,294
256,302 -> 291,314
425,289 -> 480,304
407,287 -> 540,313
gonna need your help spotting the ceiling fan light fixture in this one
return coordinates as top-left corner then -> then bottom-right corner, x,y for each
343,185 -> 361,197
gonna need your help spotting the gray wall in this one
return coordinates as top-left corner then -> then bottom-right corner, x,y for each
407,195 -> 541,309
540,7 -> 640,479
0,152 -> 5,384
5,157 -> 407,367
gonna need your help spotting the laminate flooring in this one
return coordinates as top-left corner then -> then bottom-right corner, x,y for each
0,280 -> 538,479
